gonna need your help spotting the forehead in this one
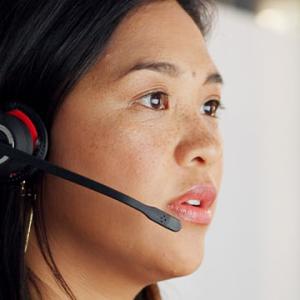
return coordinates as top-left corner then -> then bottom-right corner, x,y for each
94,0 -> 218,82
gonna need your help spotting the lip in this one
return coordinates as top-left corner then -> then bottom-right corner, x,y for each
167,183 -> 217,225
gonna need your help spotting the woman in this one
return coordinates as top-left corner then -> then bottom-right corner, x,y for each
0,0 -> 224,299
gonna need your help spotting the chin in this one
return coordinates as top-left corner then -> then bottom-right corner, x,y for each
167,250 -> 204,279
146,243 -> 205,282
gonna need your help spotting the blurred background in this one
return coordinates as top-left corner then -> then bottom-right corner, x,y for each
218,0 -> 300,35
159,0 -> 300,299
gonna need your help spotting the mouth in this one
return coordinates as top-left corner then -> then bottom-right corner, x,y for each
166,183 -> 217,225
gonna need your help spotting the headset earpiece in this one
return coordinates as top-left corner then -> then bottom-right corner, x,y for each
0,101 -> 48,184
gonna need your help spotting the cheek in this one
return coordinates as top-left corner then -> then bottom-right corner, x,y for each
48,109 -> 175,240
80,117 -> 173,205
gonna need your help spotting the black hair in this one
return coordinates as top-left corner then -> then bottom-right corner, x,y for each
0,1 -> 216,299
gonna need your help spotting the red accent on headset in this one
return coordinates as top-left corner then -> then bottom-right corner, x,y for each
7,109 -> 38,148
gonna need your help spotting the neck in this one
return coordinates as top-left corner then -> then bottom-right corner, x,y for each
25,226 -> 147,300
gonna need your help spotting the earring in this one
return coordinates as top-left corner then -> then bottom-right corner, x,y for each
21,180 -> 37,254
24,206 -> 33,254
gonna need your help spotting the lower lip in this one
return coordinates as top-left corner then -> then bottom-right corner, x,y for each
167,203 -> 212,225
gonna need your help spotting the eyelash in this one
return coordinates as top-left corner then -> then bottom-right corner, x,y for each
135,91 -> 226,119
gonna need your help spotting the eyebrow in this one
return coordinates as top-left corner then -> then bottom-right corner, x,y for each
117,61 -> 224,86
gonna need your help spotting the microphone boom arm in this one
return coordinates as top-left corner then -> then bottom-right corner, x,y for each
0,142 -> 181,232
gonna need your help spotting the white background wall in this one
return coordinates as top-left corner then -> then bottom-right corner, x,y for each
159,3 -> 300,300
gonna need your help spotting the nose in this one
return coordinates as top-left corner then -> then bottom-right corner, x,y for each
174,114 -> 223,168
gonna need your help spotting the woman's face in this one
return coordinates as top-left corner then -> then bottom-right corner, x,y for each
43,0 -> 223,284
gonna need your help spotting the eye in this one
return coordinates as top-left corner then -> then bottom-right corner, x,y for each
201,99 -> 226,119
136,91 -> 169,110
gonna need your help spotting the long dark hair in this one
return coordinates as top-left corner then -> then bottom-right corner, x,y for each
0,1 -> 216,299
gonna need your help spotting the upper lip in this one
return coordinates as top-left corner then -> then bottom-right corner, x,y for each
168,183 -> 217,209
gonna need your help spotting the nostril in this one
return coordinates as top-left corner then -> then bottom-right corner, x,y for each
194,156 -> 205,164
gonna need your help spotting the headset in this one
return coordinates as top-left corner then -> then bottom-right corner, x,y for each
0,101 -> 181,232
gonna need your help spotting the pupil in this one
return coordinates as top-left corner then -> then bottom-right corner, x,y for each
151,93 -> 161,108
205,103 -> 216,114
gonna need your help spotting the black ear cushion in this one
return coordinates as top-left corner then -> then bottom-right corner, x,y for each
0,114 -> 33,177
0,101 -> 48,184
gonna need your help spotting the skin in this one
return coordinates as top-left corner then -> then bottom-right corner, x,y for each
25,1 -> 224,299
